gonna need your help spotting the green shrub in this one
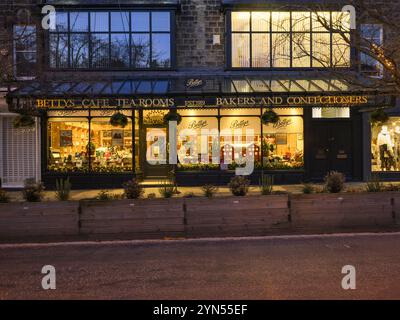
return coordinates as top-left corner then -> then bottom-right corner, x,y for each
13,114 -> 35,128
324,171 -> 345,193
228,176 -> 250,196
302,183 -> 314,194
366,175 -> 384,192
259,174 -> 274,195
385,183 -> 400,192
0,189 -> 10,203
22,179 -> 44,202
55,177 -> 71,201
122,178 -> 144,199
158,181 -> 175,198
147,193 -> 156,199
202,184 -> 218,198
96,190 -> 113,201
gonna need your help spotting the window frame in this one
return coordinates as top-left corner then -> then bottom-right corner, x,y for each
227,10 -> 352,70
46,9 -> 176,71
13,24 -> 37,80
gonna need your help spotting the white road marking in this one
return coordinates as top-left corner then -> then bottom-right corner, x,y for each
0,232 -> 399,250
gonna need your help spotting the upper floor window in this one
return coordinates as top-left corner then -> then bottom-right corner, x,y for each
13,25 -> 37,79
49,11 -> 172,69
360,24 -> 383,78
229,11 -> 351,68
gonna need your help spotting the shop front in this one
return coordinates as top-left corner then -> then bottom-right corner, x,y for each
7,77 -> 390,188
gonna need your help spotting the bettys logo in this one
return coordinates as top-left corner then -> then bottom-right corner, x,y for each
272,118 -> 292,130
186,79 -> 204,89
230,120 -> 249,129
188,120 -> 208,129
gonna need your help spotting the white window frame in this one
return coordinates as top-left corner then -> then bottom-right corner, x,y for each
13,25 -> 37,81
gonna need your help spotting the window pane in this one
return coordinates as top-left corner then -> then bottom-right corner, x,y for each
14,26 -> 36,51
271,12 -> 290,32
111,11 -> 130,32
312,12 -> 331,32
371,118 -> 400,172
252,33 -> 270,67
332,11 -> 350,32
332,33 -> 350,67
91,33 -> 109,68
70,34 -> 89,68
252,12 -> 269,31
312,32 -> 331,67
312,107 -> 350,118
90,12 -> 109,32
292,33 -> 311,67
232,33 -> 250,67
15,52 -> 36,77
132,12 -> 149,32
152,33 -> 171,67
132,34 -> 150,68
110,33 -> 130,68
152,12 -> 170,32
232,12 -> 250,32
47,119 -> 90,173
263,116 -> 304,170
271,33 -> 290,67
292,12 -> 310,32
49,33 -> 68,68
55,12 -> 68,32
91,119 -> 133,172
70,12 -> 88,32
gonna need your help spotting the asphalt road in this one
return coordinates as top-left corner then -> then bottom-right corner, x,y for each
1,233 -> 400,300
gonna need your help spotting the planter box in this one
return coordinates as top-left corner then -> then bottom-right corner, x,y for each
290,193 -> 396,231
0,201 -> 79,240
184,195 -> 290,237
79,198 -> 185,239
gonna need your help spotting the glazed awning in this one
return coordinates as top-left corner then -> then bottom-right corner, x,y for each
44,0 -> 180,7
8,76 -> 377,97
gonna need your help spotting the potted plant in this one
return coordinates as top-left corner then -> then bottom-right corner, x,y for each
163,110 -> 182,125
86,142 -> 96,156
13,114 -> 36,129
261,110 -> 279,125
110,112 -> 128,128
371,108 -> 389,125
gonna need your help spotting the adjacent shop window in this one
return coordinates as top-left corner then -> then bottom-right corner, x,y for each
49,11 -> 172,69
312,107 -> 350,118
262,114 -> 304,170
13,25 -> 37,78
230,11 -> 350,68
47,116 -> 134,173
371,118 -> 400,172
360,24 -> 383,78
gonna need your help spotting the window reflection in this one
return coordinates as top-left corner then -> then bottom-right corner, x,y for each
152,34 -> 171,67
111,33 -> 130,68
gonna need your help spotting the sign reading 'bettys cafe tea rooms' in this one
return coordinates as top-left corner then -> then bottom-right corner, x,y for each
25,95 -> 373,110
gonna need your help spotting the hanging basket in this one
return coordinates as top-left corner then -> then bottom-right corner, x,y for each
13,114 -> 35,129
261,110 -> 280,125
110,112 -> 128,128
371,108 -> 389,125
163,111 -> 182,125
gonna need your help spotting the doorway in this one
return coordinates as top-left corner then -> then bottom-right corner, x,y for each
309,121 -> 353,179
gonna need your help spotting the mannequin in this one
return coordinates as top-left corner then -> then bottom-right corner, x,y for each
393,126 -> 400,170
377,126 -> 394,170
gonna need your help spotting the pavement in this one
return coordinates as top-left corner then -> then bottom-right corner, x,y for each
5,182 -> 372,202
1,232 -> 400,300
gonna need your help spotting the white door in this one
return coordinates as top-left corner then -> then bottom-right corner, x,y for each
0,115 -> 40,188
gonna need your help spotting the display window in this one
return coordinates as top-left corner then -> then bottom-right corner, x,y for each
262,116 -> 304,170
371,118 -> 400,172
47,118 -> 90,172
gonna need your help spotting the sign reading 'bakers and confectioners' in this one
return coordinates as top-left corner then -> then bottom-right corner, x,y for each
30,95 -> 371,110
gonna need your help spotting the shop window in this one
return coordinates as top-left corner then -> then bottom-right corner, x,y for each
360,24 -> 383,78
371,118 -> 400,172
47,118 -> 90,172
49,10 -> 173,69
230,11 -> 350,68
90,118 -> 133,172
312,107 -> 350,118
13,25 -> 37,79
262,116 -> 304,170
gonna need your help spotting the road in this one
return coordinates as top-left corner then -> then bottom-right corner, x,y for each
1,233 -> 400,300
